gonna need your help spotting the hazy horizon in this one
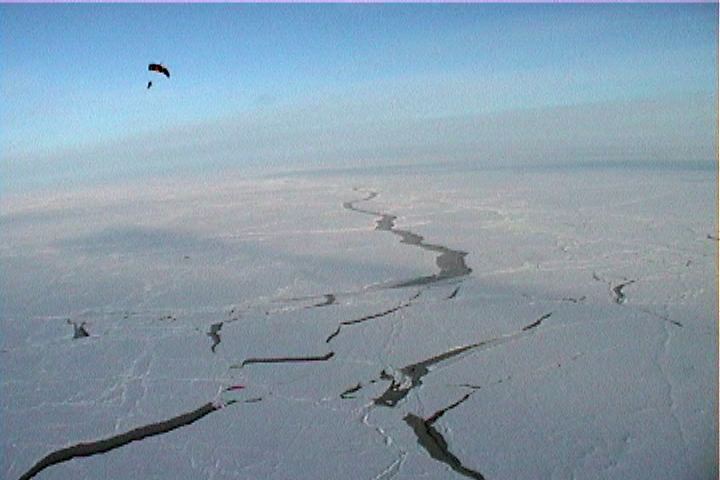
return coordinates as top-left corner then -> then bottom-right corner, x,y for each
2,4 -> 718,193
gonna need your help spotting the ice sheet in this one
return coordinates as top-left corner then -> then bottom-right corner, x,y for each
2,165 -> 716,479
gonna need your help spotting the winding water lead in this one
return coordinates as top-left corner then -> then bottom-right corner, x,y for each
344,189 -> 472,288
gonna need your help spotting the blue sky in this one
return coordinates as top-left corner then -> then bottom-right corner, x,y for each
2,4 -> 717,191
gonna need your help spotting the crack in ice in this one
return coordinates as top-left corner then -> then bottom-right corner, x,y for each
404,393 -> 485,480
344,188 -> 472,288
16,402 -> 220,480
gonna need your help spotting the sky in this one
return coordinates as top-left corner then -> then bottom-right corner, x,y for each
2,4 -> 718,192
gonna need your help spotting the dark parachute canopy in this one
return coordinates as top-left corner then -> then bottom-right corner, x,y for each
148,63 -> 170,78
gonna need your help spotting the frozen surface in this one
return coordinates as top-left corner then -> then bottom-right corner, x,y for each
2,165 -> 717,479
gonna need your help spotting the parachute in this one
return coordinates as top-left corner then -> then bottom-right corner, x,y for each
148,63 -> 170,78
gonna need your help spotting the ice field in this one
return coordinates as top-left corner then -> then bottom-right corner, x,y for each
2,164 -> 717,480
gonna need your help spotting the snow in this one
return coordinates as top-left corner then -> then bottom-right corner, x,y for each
1,164 -> 717,479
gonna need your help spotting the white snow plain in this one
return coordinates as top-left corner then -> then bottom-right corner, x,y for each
2,164 -> 717,479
